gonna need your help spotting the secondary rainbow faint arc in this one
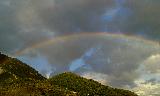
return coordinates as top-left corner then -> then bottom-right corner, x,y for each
15,32 -> 159,56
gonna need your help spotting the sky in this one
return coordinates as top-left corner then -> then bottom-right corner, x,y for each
0,0 -> 160,95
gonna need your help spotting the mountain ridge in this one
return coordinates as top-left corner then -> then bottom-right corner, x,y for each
0,52 -> 138,96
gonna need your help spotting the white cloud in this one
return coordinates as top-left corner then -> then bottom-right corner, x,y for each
133,79 -> 160,96
82,71 -> 109,85
143,54 -> 160,73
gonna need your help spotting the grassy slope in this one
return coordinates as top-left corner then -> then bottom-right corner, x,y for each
49,72 -> 138,96
0,52 -> 45,84
0,52 -> 138,96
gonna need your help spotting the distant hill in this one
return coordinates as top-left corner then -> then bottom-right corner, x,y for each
0,52 -> 45,84
0,52 -> 138,96
49,72 -> 138,96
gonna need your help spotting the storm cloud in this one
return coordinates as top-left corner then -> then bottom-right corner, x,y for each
0,0 -> 160,53
0,0 -> 160,96
18,34 -> 160,92
15,0 -> 160,38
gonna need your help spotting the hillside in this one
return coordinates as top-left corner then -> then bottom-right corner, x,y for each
0,52 -> 45,84
0,52 -> 138,96
49,72 -> 137,96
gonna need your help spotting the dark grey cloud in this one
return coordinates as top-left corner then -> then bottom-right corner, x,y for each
0,0 -> 20,52
145,78 -> 158,85
37,0 -> 115,33
124,0 -> 160,39
12,0 -> 160,38
0,1 -> 160,95
18,34 -> 160,88
0,0 -> 54,53
1,0 -> 160,53
17,33 -> 160,96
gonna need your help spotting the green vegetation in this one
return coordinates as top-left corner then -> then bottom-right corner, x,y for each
49,72 -> 137,96
0,52 -> 45,85
0,52 -> 138,96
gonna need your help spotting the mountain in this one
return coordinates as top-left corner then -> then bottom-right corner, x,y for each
49,72 -> 138,96
0,52 -> 138,96
0,52 -> 45,84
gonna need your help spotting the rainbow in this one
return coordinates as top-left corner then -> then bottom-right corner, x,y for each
15,32 -> 160,56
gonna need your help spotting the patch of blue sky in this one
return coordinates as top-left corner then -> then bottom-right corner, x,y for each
69,47 -> 100,71
83,47 -> 96,57
69,58 -> 85,71
116,7 -> 133,20
101,8 -> 118,22
102,7 -> 132,22
17,54 -> 53,78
